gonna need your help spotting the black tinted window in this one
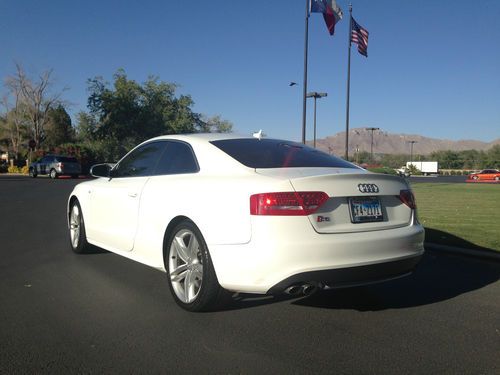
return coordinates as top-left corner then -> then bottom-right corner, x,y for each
113,142 -> 165,178
210,139 -> 358,169
154,141 -> 199,175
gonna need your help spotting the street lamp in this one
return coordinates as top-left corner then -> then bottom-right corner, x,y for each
407,140 -> 417,166
366,127 -> 380,163
306,92 -> 327,148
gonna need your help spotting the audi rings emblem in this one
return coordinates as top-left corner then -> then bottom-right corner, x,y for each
358,183 -> 379,194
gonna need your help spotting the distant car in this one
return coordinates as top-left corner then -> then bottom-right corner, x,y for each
30,155 -> 82,179
67,133 -> 424,312
468,169 -> 500,181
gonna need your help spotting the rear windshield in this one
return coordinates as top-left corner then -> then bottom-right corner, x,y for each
210,139 -> 358,169
56,156 -> 78,163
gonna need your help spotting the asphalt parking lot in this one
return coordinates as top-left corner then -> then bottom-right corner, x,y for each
0,175 -> 499,374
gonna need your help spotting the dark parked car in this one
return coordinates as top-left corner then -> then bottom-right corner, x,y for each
29,155 -> 82,179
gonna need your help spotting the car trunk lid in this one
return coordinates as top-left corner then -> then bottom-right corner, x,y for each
256,169 -> 413,233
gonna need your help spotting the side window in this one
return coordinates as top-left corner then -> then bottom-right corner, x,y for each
112,142 -> 166,178
154,141 -> 199,176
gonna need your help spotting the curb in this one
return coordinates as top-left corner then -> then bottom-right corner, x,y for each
425,242 -> 500,262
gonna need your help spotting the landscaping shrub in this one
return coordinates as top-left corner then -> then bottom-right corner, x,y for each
7,165 -> 28,174
367,167 -> 398,175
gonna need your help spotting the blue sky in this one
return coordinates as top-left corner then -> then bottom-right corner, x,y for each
1,0 -> 499,142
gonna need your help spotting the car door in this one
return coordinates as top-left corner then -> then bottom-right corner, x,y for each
37,156 -> 50,175
486,170 -> 497,180
87,142 -> 166,252
481,170 -> 493,180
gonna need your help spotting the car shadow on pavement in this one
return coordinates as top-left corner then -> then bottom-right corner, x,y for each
217,292 -> 295,311
424,228 -> 498,252
82,244 -> 109,254
292,250 -> 500,311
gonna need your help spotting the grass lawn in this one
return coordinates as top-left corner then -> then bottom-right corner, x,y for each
411,183 -> 500,252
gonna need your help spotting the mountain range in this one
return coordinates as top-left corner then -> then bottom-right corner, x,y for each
312,128 -> 500,156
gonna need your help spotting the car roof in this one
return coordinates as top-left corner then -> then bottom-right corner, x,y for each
133,133 -> 259,175
147,132 -> 254,144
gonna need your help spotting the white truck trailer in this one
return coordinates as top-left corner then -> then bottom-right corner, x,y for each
406,161 -> 439,176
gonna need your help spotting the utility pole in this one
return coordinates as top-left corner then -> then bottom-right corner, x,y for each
301,0 -> 310,144
366,127 -> 379,163
407,140 -> 417,164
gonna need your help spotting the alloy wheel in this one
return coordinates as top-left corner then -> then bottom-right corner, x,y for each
69,204 -> 81,249
168,229 -> 204,304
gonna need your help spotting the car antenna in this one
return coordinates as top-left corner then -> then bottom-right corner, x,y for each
252,129 -> 265,140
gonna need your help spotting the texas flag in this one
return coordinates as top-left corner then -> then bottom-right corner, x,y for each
310,0 -> 343,35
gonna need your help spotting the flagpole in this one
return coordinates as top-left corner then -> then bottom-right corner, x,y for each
344,4 -> 352,160
301,0 -> 310,144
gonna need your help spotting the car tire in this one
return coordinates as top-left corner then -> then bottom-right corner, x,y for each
29,168 -> 37,178
49,169 -> 58,179
68,200 -> 90,254
165,220 -> 222,312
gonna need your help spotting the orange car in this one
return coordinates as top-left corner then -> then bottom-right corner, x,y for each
468,169 -> 500,181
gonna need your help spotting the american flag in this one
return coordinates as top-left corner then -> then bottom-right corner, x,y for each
351,17 -> 369,57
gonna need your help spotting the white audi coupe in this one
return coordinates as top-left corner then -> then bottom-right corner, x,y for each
67,133 -> 424,311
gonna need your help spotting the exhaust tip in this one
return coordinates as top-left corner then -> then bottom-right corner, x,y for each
284,283 -> 318,296
284,285 -> 302,295
302,284 -> 317,296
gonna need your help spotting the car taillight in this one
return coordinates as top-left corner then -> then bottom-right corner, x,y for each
398,189 -> 416,209
250,192 -> 329,216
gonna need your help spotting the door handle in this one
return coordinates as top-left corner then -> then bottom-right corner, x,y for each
128,192 -> 138,198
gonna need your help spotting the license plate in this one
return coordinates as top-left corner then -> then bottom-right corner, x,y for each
349,197 -> 383,223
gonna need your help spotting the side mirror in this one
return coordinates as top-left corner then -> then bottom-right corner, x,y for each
90,163 -> 111,178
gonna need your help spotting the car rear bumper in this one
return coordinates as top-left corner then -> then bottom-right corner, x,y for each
58,167 -> 82,174
208,216 -> 425,294
266,254 -> 422,294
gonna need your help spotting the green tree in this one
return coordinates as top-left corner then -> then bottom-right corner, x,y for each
199,115 -> 233,133
430,150 -> 462,169
86,70 -> 207,159
459,149 -> 481,169
45,105 -> 73,149
355,151 -> 371,165
85,70 -> 233,161
0,115 -> 8,151
74,111 -> 98,141
484,145 -> 500,169
0,108 -> 29,158
379,153 -> 408,168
